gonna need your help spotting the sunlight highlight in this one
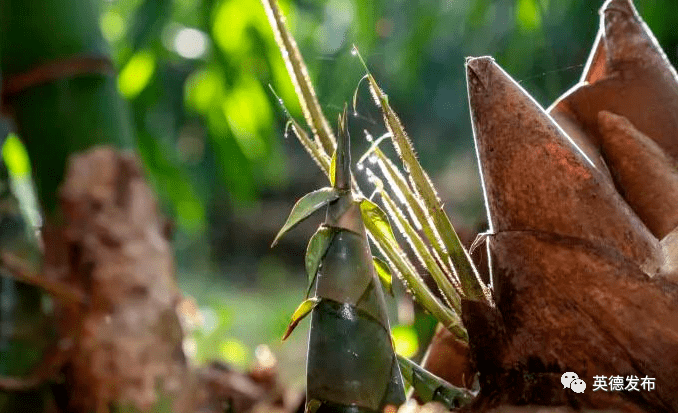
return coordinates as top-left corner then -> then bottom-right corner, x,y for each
174,28 -> 208,59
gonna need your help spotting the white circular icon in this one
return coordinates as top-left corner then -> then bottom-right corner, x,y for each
561,372 -> 579,389
570,378 -> 586,393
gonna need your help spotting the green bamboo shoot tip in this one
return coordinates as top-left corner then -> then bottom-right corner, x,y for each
334,105 -> 351,191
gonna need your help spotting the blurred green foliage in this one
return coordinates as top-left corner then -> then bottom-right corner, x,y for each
100,0 -> 298,238
0,133 -> 52,413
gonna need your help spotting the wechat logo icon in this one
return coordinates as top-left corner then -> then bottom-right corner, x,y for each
562,372 -> 586,393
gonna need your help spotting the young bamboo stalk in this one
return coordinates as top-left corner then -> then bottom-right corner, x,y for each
276,108 -> 405,412
276,88 -> 468,345
262,0 -> 467,340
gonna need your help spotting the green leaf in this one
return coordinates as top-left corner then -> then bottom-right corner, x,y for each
117,50 -> 156,99
185,67 -> 225,114
272,187 -> 339,247
282,297 -> 321,341
392,325 -> 419,358
99,10 -> 125,43
129,0 -> 171,49
218,338 -> 250,367
329,149 -> 337,187
360,198 -> 397,247
516,0 -> 542,32
372,257 -> 393,296
305,226 -> 335,297
223,77 -> 272,161
2,134 -> 31,178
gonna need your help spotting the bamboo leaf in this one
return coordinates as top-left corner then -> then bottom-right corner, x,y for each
305,226 -> 335,297
272,187 -> 339,247
282,297 -> 321,341
359,198 -> 397,247
397,354 -> 475,409
352,74 -> 369,114
372,257 -> 393,296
